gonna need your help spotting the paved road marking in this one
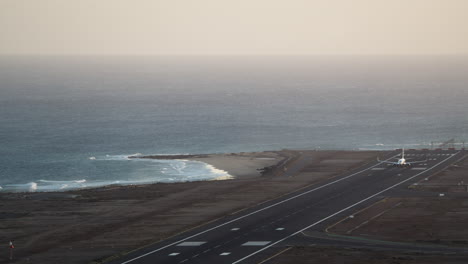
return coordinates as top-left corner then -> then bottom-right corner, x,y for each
177,241 -> 206,246
168,253 -> 179,256
231,228 -> 240,231
242,241 -> 271,246
119,154 -> 398,264
220,252 -> 231,256
276,228 -> 285,231
231,152 -> 460,264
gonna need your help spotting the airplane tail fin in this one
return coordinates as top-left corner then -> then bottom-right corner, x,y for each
402,148 -> 405,159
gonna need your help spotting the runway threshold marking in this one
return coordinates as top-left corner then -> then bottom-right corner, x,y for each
231,152 -> 460,264
119,154 -> 399,264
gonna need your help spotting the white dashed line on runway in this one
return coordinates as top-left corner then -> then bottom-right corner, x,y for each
242,241 -> 271,246
177,241 -> 206,246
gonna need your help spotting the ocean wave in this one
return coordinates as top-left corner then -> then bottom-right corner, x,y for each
1,159 -> 233,192
146,153 -> 191,156
1,152 -> 235,192
169,161 -> 187,174
3,182 -> 38,192
39,179 -> 87,184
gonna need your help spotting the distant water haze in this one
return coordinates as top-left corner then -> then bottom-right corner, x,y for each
0,56 -> 467,191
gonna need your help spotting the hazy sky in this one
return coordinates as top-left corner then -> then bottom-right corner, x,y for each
1,0 -> 467,55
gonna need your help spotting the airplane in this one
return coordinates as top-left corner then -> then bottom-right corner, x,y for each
377,148 -> 427,167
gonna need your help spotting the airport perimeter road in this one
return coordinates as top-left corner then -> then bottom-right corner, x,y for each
109,150 -> 464,264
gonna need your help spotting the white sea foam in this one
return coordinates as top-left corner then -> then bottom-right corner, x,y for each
203,163 -> 233,180
39,179 -> 87,184
147,153 -> 191,156
102,155 -> 132,160
28,182 -> 37,191
169,161 -> 188,174
1,155 -> 233,192
2,182 -> 38,192
89,157 -> 96,160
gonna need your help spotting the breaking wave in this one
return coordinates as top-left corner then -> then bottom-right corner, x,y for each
2,182 -> 38,192
0,154 -> 232,192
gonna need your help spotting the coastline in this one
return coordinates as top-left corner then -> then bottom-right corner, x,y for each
132,151 -> 286,179
0,151 -> 286,193
0,150 -> 380,263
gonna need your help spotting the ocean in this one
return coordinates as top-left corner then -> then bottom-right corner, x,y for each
1,55 -> 467,192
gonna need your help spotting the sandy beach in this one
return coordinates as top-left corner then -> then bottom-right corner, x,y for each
135,151 -> 286,179
0,150 -> 379,264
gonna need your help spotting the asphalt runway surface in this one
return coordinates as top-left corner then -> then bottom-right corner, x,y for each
109,149 -> 465,264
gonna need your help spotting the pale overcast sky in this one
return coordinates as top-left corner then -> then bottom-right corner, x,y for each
1,0 -> 467,55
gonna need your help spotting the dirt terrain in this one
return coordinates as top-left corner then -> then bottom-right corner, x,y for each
0,150 -> 378,264
283,153 -> 468,264
269,246 -> 467,264
328,153 -> 468,245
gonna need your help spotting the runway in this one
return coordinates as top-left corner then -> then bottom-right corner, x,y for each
109,149 -> 465,264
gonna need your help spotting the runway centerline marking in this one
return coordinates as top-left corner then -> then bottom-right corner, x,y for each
119,153 -> 399,264
168,253 -> 179,256
177,241 -> 206,246
242,241 -> 271,246
231,152 -> 460,264
220,252 -> 231,256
